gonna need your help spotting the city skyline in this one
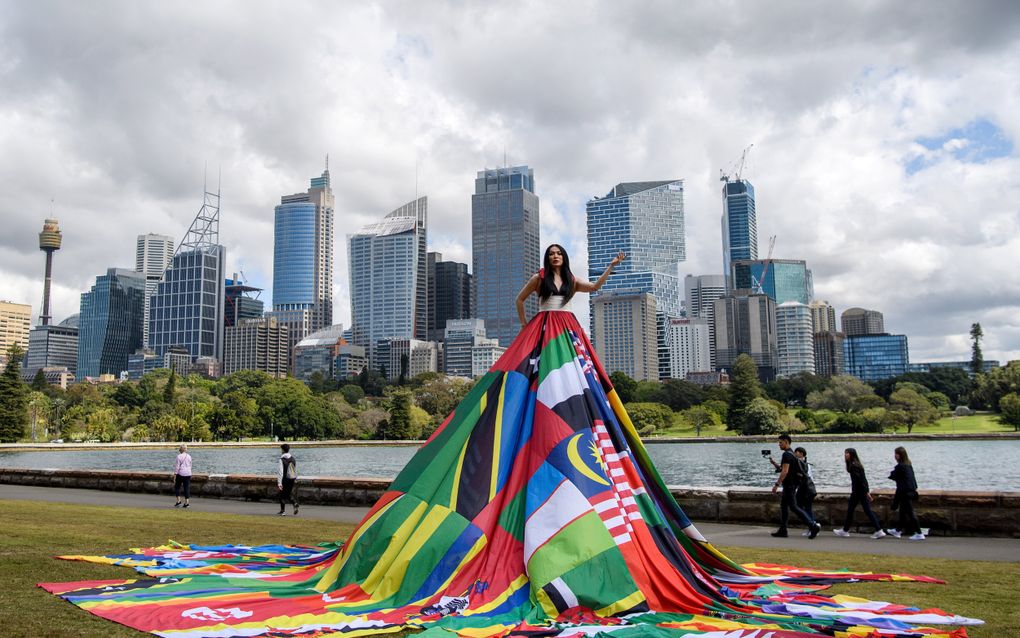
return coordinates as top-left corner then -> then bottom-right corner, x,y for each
1,2 -> 1018,363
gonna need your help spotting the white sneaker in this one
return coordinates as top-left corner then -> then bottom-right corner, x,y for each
871,530 -> 887,539
909,533 -> 926,541
833,529 -> 851,537
886,528 -> 902,538
801,530 -> 811,536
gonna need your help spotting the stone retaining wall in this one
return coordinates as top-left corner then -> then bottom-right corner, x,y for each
3,468 -> 1018,536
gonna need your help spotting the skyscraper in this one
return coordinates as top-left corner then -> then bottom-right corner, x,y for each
472,166 -> 540,347
813,331 -> 846,377
684,274 -> 726,368
427,253 -> 471,343
0,300 -> 32,355
665,317 -> 712,380
77,268 -> 146,380
148,188 -> 226,367
588,180 -> 685,379
135,233 -> 174,347
721,178 -> 757,289
348,196 -> 428,365
714,292 -> 778,381
808,300 -> 838,334
731,259 -> 814,305
23,321 -> 78,380
841,307 -> 885,336
775,301 -> 815,378
443,318 -> 488,378
271,161 -> 335,357
223,316 -> 289,379
591,291 -> 659,382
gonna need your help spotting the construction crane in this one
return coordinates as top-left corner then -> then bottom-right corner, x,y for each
752,235 -> 777,295
719,143 -> 754,183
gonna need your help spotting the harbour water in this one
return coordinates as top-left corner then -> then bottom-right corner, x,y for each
3,439 -> 1018,491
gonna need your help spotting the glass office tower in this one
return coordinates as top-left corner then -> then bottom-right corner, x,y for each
77,268 -> 146,380
148,189 -> 226,368
844,333 -> 909,382
348,197 -> 428,365
587,180 -> 685,379
135,233 -> 174,347
428,253 -> 471,343
731,259 -> 814,305
721,178 -> 757,289
471,166 -> 540,347
272,162 -> 335,360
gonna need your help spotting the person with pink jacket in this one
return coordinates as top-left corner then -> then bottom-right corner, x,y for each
173,444 -> 193,508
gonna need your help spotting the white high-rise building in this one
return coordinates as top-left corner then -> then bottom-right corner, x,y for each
665,317 -> 712,380
591,290 -> 658,382
776,301 -> 815,378
136,234 -> 175,347
684,274 -> 726,368
348,197 -> 427,366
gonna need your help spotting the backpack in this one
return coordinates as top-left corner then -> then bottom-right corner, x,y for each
283,455 -> 297,480
798,459 -> 817,498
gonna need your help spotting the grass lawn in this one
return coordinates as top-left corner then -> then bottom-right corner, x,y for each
921,412 -> 1014,434
3,500 -> 1014,637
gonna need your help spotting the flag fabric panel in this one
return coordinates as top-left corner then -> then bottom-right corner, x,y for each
41,310 -> 981,637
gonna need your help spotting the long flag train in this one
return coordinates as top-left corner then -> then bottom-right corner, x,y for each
41,311 -> 981,637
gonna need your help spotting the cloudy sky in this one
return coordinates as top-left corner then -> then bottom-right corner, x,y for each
1,1 -> 1019,362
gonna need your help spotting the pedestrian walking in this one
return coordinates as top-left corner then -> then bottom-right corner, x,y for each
769,434 -> 821,538
833,448 -> 885,539
277,443 -> 299,516
794,447 -> 817,535
173,444 -> 192,508
887,446 -> 924,540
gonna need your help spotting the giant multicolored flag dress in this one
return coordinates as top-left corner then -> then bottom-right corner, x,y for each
42,311 -> 981,636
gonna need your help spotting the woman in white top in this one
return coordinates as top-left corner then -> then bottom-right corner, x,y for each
515,244 -> 625,325
173,444 -> 193,508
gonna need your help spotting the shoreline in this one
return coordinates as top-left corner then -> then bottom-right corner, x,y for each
3,431 -> 1019,452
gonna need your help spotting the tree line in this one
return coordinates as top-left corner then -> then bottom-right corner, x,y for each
1,344 -> 1019,443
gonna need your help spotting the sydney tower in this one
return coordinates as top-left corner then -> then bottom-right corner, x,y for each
38,218 -> 62,326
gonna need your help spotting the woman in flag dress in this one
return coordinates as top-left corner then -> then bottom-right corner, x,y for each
515,243 -> 626,327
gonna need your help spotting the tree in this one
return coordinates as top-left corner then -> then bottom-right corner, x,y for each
973,361 -> 1020,411
726,354 -> 761,433
970,322 -> 984,376
111,382 -> 143,408
624,402 -> 673,436
377,390 -> 419,440
26,391 -> 51,441
741,397 -> 782,435
31,369 -> 49,392
764,372 -> 829,407
609,371 -> 637,403
999,393 -> 1020,432
414,375 -> 473,424
150,413 -> 188,441
214,369 -> 273,398
889,387 -> 939,433
682,405 -> 715,437
213,390 -> 260,440
307,371 -> 337,394
339,384 -> 365,405
806,375 -> 882,413
0,344 -> 29,442
163,370 -> 177,404
257,378 -> 315,440
702,399 -> 728,423
659,379 -> 704,411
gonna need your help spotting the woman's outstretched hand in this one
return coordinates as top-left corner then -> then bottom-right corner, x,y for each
611,251 -> 626,266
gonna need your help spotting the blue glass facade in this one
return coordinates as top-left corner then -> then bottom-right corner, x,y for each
148,247 -> 226,363
731,259 -> 813,304
77,268 -> 146,380
843,333 -> 909,382
273,202 -> 317,306
472,166 -> 540,347
721,179 -> 757,286
587,181 -> 685,378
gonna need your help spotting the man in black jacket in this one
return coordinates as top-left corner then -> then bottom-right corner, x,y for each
769,434 -> 821,538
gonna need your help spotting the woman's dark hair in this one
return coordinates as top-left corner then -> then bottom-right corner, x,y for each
844,447 -> 863,472
281,443 -> 290,453
794,446 -> 807,458
539,244 -> 575,302
894,446 -> 911,466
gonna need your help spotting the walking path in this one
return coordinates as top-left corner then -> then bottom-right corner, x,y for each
3,484 -> 1018,562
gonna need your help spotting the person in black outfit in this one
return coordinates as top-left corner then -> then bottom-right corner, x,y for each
277,443 -> 299,516
833,448 -> 886,539
769,434 -> 821,538
793,447 -> 817,529
888,446 -> 923,540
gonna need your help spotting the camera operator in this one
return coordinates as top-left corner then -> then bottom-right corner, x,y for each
767,434 -> 821,539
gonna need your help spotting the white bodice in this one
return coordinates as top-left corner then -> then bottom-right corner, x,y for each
539,294 -> 571,312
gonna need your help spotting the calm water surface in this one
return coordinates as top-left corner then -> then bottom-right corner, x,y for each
2,440 -> 1018,492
